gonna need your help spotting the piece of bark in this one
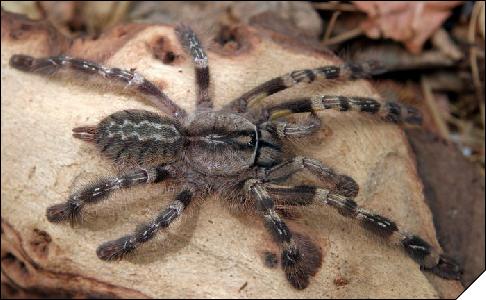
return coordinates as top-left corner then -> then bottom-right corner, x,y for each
1,10 -> 463,298
407,129 -> 485,288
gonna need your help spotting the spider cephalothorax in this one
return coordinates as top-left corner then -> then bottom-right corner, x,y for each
9,24 -> 461,289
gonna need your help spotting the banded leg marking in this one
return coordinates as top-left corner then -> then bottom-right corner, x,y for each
266,156 -> 359,197
174,24 -> 212,112
96,188 -> 194,260
246,180 -> 321,289
260,113 -> 321,138
46,166 -> 172,225
9,54 -> 186,119
264,95 -> 422,125
223,61 -> 384,113
265,184 -> 461,280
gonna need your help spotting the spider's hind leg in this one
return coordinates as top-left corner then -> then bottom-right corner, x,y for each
46,165 -> 173,225
96,187 -> 194,260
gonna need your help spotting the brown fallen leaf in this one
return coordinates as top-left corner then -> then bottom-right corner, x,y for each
353,1 -> 463,53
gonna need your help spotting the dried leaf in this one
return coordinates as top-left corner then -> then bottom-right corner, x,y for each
353,1 -> 463,53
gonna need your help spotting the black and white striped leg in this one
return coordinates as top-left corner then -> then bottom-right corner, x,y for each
96,188 -> 194,260
259,112 -> 321,138
246,180 -> 322,289
265,184 -> 462,280
174,24 -> 212,112
46,166 -> 173,225
262,95 -> 422,125
223,61 -> 384,113
9,54 -> 187,119
265,156 -> 359,197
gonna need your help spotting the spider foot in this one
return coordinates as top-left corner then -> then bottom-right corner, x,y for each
422,255 -> 463,280
335,175 -> 359,197
9,54 -> 34,71
282,233 -> 322,290
46,201 -> 81,225
97,235 -> 136,261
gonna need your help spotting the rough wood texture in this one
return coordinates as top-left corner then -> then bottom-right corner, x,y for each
407,128 -> 485,288
1,11 -> 463,298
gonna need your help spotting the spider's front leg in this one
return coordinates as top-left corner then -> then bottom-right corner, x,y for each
265,183 -> 462,280
46,165 -> 174,225
96,186 -> 194,260
260,95 -> 422,125
265,156 -> 359,197
175,24 -> 212,112
259,112 -> 321,138
245,179 -> 322,289
223,61 -> 384,113
9,54 -> 187,119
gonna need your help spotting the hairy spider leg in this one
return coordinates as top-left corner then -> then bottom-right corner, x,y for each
246,179 -> 322,289
9,54 -> 187,119
260,112 -> 322,138
223,61 -> 385,113
46,166 -> 173,226
96,188 -> 194,260
265,183 -> 462,280
262,95 -> 422,125
174,24 -> 212,112
265,156 -> 359,197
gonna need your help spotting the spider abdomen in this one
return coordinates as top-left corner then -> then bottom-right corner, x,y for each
95,109 -> 184,165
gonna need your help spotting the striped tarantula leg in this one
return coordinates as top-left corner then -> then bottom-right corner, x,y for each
266,184 -> 462,280
223,60 -> 384,113
246,180 -> 322,289
264,96 -> 422,125
9,54 -> 187,119
46,166 -> 173,226
260,113 -> 321,138
96,188 -> 193,261
174,24 -> 212,112
266,156 -> 358,197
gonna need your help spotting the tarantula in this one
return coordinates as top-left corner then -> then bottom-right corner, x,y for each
9,24 -> 461,289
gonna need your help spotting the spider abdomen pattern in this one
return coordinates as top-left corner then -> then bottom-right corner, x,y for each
91,110 -> 184,166
9,23 -> 461,290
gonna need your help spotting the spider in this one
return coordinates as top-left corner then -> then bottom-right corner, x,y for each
9,24 -> 461,290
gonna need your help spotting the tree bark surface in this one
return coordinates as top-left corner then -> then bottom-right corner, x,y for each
1,11 -> 463,298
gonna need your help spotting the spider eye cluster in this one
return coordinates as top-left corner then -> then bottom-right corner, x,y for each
248,134 -> 257,147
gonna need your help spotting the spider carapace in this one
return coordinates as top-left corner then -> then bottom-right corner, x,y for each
9,24 -> 461,289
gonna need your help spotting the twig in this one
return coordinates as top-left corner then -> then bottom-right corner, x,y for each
421,76 -> 450,139
105,1 -> 132,28
431,28 -> 463,61
323,11 -> 341,42
322,27 -> 363,46
468,1 -> 485,130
